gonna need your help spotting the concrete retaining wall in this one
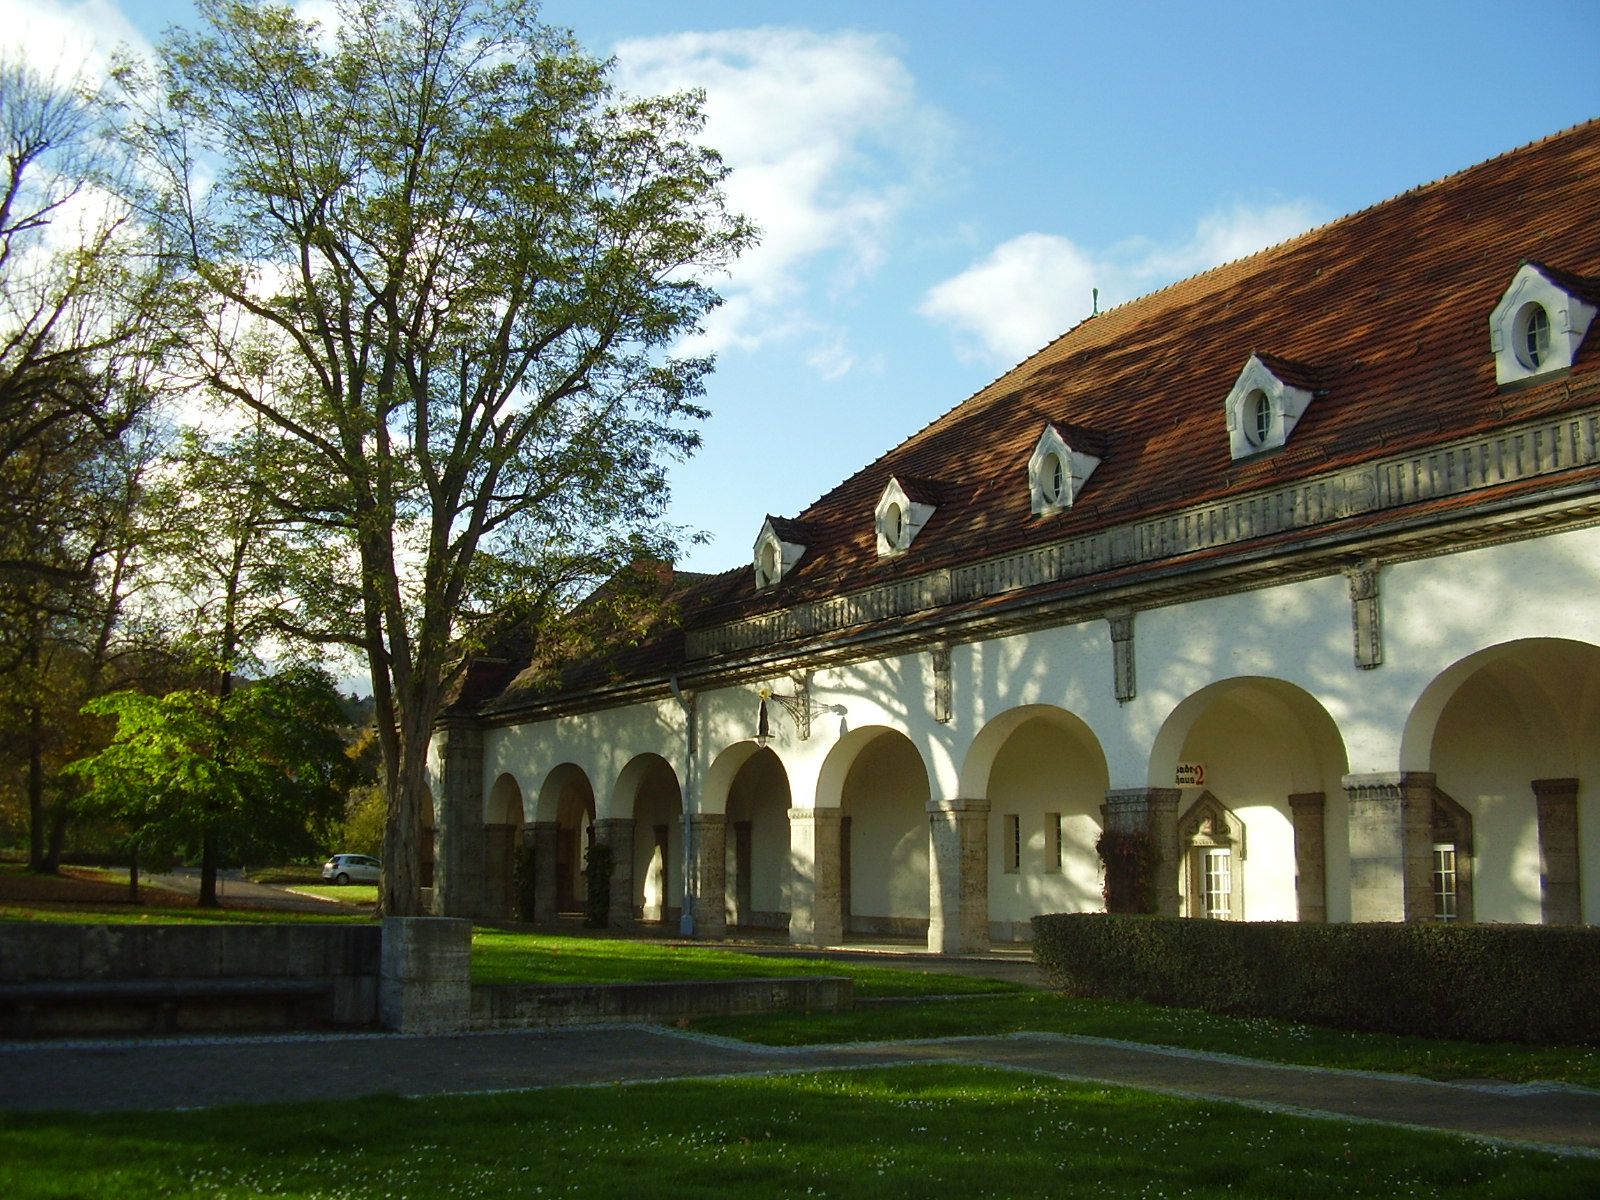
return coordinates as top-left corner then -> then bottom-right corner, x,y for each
1,920 -> 852,1037
0,922 -> 382,1034
470,976 -> 853,1029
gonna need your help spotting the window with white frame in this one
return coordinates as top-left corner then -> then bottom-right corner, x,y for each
1046,812 -> 1063,874
1432,842 -> 1458,921
1178,792 -> 1244,920
1200,848 -> 1232,919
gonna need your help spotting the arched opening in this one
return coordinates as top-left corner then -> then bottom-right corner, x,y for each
976,707 -> 1109,937
617,754 -> 683,925
1410,638 -> 1600,924
1153,678 -> 1348,922
831,728 -> 930,939
722,747 -> 791,930
536,763 -> 596,916
484,773 -> 525,919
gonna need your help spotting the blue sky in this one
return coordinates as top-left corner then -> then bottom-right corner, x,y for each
10,0 -> 1599,574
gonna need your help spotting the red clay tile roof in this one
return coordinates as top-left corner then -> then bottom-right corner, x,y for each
486,120 -> 1600,714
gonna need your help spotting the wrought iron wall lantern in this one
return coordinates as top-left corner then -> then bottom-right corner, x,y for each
755,679 -> 845,746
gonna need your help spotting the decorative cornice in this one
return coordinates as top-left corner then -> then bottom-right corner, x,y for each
687,404 -> 1600,662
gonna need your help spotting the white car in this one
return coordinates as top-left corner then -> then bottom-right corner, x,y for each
321,854 -> 381,885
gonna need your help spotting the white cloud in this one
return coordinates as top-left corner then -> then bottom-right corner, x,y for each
614,28 -> 942,365
920,200 -> 1327,365
0,0 -> 147,87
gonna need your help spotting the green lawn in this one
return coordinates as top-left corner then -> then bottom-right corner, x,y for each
469,929 -> 1019,997
287,883 -> 378,905
3,1064 -> 1595,1199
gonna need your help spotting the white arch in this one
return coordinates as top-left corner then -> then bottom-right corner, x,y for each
1401,637 -> 1600,774
959,704 -> 1107,799
488,771 -> 525,825
1149,676 -> 1347,792
534,761 -> 595,824
609,752 -> 681,820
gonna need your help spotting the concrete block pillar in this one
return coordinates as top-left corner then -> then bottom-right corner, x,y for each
1101,788 -> 1181,916
1533,778 -> 1582,925
433,719 -> 485,919
788,807 -> 843,946
928,798 -> 989,954
1288,792 -> 1328,923
686,813 -> 727,939
593,818 -> 636,930
380,917 -> 471,1034
529,820 -> 559,922
1344,771 -> 1435,922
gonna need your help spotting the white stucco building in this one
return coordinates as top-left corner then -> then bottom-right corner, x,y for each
428,121 -> 1600,952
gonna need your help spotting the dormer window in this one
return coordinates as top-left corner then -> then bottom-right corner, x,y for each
1245,389 -> 1273,449
1516,303 -> 1551,369
1028,424 -> 1100,515
1224,354 -> 1317,461
1490,262 -> 1597,387
874,477 -> 935,556
753,517 -> 806,590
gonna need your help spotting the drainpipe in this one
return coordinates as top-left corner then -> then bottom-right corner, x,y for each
669,676 -> 696,937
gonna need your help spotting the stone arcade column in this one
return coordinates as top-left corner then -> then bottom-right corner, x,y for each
927,798 -> 989,954
528,820 -> 559,922
593,817 -> 636,930
686,813 -> 727,939
1343,771 -> 1435,922
433,718 -> 485,919
788,807 -> 843,946
1100,788 -> 1181,916
1533,778 -> 1582,925
1288,792 -> 1328,923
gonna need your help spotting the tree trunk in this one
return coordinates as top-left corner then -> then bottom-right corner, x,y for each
199,830 -> 220,907
26,696 -> 49,873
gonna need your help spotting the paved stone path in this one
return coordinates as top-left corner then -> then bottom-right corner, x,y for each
3,1025 -> 1597,1158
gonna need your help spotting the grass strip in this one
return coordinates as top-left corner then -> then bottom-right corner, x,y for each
691,993 -> 1600,1088
469,930 -> 1021,997
3,1063 -> 1595,1199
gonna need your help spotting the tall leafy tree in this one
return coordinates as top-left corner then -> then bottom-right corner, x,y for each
122,0 -> 753,913
69,665 -> 354,900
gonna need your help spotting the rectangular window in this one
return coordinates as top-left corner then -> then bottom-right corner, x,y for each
1045,813 -> 1063,874
1433,843 -> 1458,921
1004,814 -> 1020,873
1201,848 -> 1231,919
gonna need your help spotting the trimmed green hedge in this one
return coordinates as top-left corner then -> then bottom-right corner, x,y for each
1032,913 -> 1600,1044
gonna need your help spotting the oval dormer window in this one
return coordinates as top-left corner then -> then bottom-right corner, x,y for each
1515,302 -> 1551,369
884,501 -> 904,548
758,540 -> 778,583
1246,389 -> 1273,448
1043,453 -> 1067,505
